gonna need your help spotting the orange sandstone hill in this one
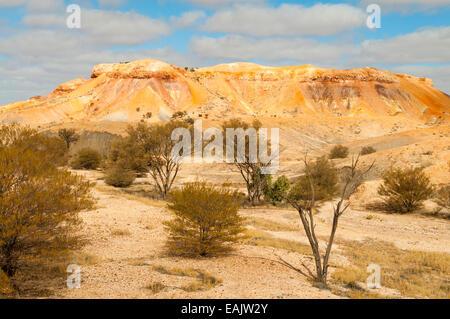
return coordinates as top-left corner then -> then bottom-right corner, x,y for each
1,59 -> 449,125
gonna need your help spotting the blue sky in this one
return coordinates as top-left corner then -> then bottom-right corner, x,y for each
0,0 -> 449,104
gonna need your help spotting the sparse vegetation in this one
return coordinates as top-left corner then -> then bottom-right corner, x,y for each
111,229 -> 131,236
58,128 -> 80,150
221,118 -> 272,205
285,154 -> 373,285
332,239 -> 450,299
360,146 -> 376,155
434,185 -> 450,211
111,121 -> 191,198
0,125 -> 94,293
377,167 -> 434,214
150,264 -> 222,293
289,156 -> 338,202
329,145 -> 349,159
263,175 -> 290,205
72,148 -> 102,170
165,182 -> 245,256
104,166 -> 136,188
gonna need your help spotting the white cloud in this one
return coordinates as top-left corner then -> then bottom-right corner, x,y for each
170,11 -> 206,29
22,13 -> 65,27
202,4 -> 365,37
191,35 -> 355,65
98,0 -> 126,7
357,27 -> 450,64
82,10 -> 171,45
184,0 -> 265,8
360,0 -> 450,12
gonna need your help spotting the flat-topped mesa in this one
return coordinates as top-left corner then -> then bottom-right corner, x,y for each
0,58 -> 448,125
196,63 -> 403,84
91,59 -> 183,79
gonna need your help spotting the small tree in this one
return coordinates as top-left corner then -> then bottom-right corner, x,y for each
361,146 -> 376,155
221,119 -> 272,205
329,145 -> 349,159
378,167 -> 434,214
72,148 -> 101,170
58,128 -> 80,150
0,124 -> 93,281
283,154 -> 373,285
104,167 -> 136,188
165,182 -> 245,256
264,175 -> 290,205
113,121 -> 191,198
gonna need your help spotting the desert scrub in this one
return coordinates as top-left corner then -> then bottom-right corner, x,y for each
289,156 -> 338,202
242,229 -> 311,256
147,282 -> 166,294
360,146 -> 376,155
434,185 -> 450,211
104,166 -> 136,188
329,145 -> 349,159
72,148 -> 102,170
332,239 -> 450,299
165,182 -> 245,257
0,124 -> 94,291
111,229 -> 131,236
377,167 -> 434,213
152,265 -> 222,292
263,175 -> 290,205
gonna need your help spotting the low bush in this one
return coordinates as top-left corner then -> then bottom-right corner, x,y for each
378,167 -> 434,213
164,182 -> 245,256
72,148 -> 101,170
329,145 -> 349,159
104,167 -> 135,188
360,146 -> 376,155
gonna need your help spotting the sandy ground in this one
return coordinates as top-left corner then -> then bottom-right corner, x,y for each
58,169 -> 449,299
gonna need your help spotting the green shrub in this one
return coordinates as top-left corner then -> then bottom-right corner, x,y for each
289,156 -> 338,203
263,175 -> 290,204
361,146 -> 376,155
165,182 -> 245,257
104,167 -> 135,188
72,148 -> 101,170
329,145 -> 349,159
378,167 -> 434,213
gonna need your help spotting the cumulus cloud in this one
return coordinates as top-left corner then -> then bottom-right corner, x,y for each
360,0 -> 450,12
202,4 -> 365,37
357,26 -> 450,64
190,35 -> 356,65
184,0 -> 265,8
170,11 -> 206,29
98,0 -> 126,7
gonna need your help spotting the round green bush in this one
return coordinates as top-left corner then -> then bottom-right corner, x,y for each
104,167 -> 136,188
72,148 -> 101,170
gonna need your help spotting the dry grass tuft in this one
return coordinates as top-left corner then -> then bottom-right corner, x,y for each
242,229 -> 312,256
111,229 -> 131,236
151,265 -> 222,293
332,239 -> 450,299
246,217 -> 299,232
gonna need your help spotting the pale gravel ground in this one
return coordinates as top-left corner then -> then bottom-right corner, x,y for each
58,169 -> 450,299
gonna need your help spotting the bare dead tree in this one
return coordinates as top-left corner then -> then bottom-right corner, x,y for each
284,153 -> 374,285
